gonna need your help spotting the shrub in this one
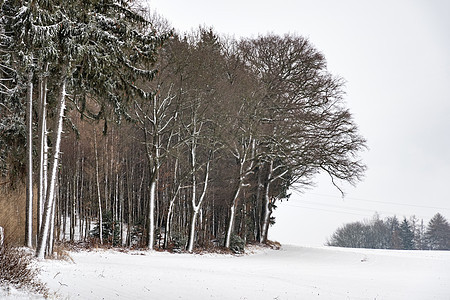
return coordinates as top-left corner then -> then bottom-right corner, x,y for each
230,234 -> 245,254
90,211 -> 121,246
170,232 -> 188,252
0,243 -> 48,296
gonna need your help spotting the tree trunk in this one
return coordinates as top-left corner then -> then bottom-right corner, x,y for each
224,139 -> 255,249
148,179 -> 156,249
254,165 -> 263,241
47,184 -> 57,256
187,157 -> 210,253
260,160 -> 275,244
225,183 -> 241,248
187,208 -> 198,253
25,70 -> 33,248
37,65 -> 48,240
164,198 -> 175,249
94,130 -> 103,245
164,160 -> 180,249
36,73 -> 67,259
0,226 -> 4,246
260,181 -> 271,243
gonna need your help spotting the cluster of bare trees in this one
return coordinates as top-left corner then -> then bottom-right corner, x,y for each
0,1 -> 365,255
53,29 -> 366,253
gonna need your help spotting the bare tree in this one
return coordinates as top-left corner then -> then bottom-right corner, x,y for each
239,34 -> 367,242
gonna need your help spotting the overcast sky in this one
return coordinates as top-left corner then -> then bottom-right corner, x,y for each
146,0 -> 450,246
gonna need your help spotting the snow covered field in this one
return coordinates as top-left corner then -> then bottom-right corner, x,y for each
2,245 -> 450,299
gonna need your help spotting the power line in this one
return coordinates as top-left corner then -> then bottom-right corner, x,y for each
292,190 -> 450,211
282,202 -> 431,220
281,203 -> 372,217
295,198 -> 411,216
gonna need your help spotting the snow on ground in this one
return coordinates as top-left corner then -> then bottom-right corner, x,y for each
0,286 -> 44,300
2,245 -> 450,299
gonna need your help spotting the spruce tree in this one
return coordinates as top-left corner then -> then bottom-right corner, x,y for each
426,213 -> 450,250
1,0 -> 61,246
399,218 -> 415,250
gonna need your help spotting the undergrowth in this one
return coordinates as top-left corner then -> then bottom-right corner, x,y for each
0,243 -> 48,297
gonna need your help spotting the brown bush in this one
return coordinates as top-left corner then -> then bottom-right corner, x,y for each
0,243 -> 48,296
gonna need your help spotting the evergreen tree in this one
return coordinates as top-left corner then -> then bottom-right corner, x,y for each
399,218 -> 414,250
387,216 -> 402,249
1,0 -> 61,247
413,218 -> 427,250
369,213 -> 391,249
0,1 -> 24,180
426,213 -> 450,250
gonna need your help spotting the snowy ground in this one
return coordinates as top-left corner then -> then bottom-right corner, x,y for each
2,245 -> 450,299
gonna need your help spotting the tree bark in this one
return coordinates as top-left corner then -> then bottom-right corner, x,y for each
148,179 -> 156,249
36,73 -> 67,259
25,70 -> 33,248
47,183 -> 57,256
37,63 -> 49,240
224,139 -> 255,248
225,183 -> 241,248
164,159 -> 180,249
187,158 -> 210,253
260,180 -> 271,244
94,130 -> 103,245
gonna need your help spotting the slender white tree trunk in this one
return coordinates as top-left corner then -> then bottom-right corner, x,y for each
25,70 -> 33,248
186,138 -> 197,253
164,187 -> 180,249
148,115 -> 160,249
36,74 -> 67,259
254,166 -> 263,241
260,160 -> 275,243
225,184 -> 241,249
187,157 -> 210,253
148,179 -> 156,249
164,158 -> 179,249
225,205 -> 236,249
224,139 -> 255,249
0,226 -> 4,246
187,208 -> 198,253
37,64 -> 48,240
260,181 -> 271,243
94,130 -> 103,245
47,187 -> 57,256
164,197 -> 175,249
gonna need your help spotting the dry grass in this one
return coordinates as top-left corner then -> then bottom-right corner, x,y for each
265,240 -> 282,250
49,243 -> 75,263
0,182 -> 37,246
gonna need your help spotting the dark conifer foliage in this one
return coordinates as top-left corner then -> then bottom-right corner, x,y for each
399,218 -> 415,250
426,213 -> 450,250
1,0 -> 169,256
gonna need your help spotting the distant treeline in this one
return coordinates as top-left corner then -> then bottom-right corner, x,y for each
327,213 -> 450,250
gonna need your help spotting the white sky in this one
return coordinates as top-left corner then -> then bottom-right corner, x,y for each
146,0 -> 450,246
